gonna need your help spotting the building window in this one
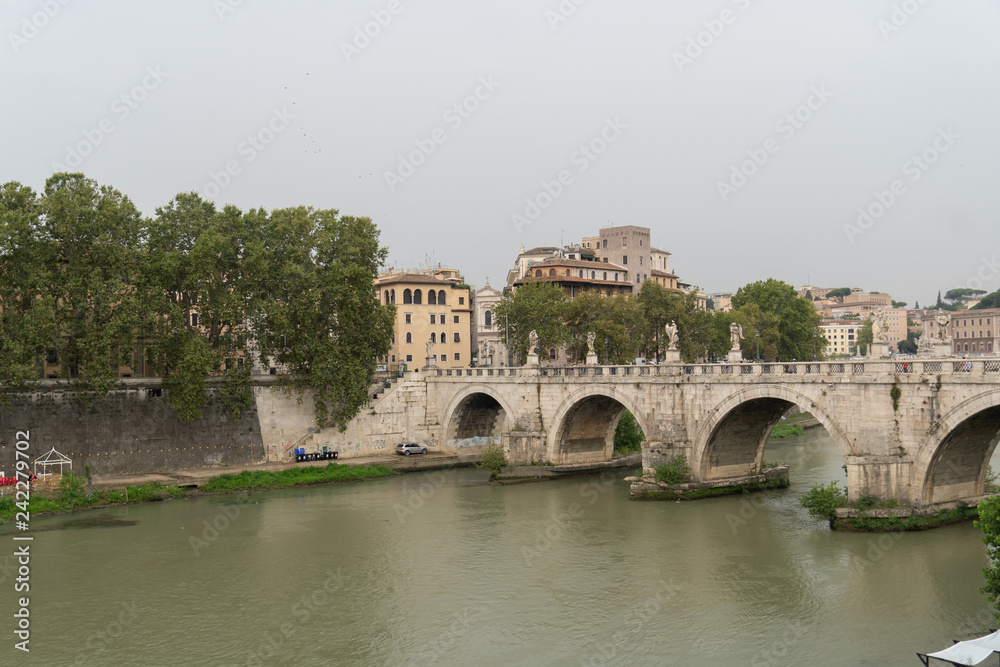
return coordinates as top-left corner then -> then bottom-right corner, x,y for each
405,332 -> 412,344
391,355 -> 396,362
602,239 -> 607,249
428,290 -> 437,305
441,331 -> 446,343
614,273 -> 618,281
454,332 -> 461,343
384,290 -> 390,304
403,289 -> 412,304
390,289 -> 395,304
459,297 -> 464,305
405,313 -> 411,324
413,289 -> 422,305
190,313 -> 199,327
453,315 -> 460,324
639,257 -> 643,266
549,348 -> 556,360
406,354 -> 412,362
549,269 -> 556,277
430,314 -> 436,324
535,270 -> 542,278
430,333 -> 436,343
438,290 -> 446,305
622,255 -> 628,265
454,353 -> 461,361
485,311 -> 492,327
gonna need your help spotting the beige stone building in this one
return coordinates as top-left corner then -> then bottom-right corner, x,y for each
473,284 -> 508,367
820,320 -> 863,357
376,270 -> 472,371
950,308 -> 1000,355
596,225 -> 652,286
514,257 -> 632,298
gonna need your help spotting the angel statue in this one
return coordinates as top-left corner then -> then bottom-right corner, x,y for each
528,330 -> 539,355
935,313 -> 952,343
729,322 -> 744,350
665,321 -> 679,351
587,331 -> 596,356
426,338 -> 435,358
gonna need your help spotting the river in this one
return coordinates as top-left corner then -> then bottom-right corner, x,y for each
1,429 -> 996,666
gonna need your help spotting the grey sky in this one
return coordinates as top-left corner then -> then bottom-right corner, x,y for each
3,0 -> 998,306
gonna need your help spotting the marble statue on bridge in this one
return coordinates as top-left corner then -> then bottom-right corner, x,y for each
587,332 -> 596,356
665,321 -> 679,351
729,323 -> 744,350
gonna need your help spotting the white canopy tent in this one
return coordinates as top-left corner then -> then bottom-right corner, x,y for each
918,630 -> 1000,666
32,448 -> 72,479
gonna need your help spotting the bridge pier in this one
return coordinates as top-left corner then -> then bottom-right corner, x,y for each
844,455 -> 913,504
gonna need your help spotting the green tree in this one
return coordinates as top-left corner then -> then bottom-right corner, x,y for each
635,282 -> 687,361
38,173 -> 146,400
731,303 -> 780,361
946,288 -> 987,305
493,280 -> 567,365
856,320 -> 873,356
973,291 -> 1000,310
976,495 -> 1000,622
897,331 -> 920,355
613,411 -> 644,455
730,279 -> 822,360
563,291 -> 642,364
892,300 -> 907,308
826,287 -> 852,299
254,208 -> 394,430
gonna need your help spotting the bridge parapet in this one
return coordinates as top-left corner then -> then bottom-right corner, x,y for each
431,358 -> 1000,382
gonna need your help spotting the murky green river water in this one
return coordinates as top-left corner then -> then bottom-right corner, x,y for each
1,430 -> 996,666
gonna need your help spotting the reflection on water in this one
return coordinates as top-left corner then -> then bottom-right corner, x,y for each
1,428 -> 996,666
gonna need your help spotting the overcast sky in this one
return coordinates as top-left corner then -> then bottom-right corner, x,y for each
2,1 -> 998,306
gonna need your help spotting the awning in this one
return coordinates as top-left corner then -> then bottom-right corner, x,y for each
919,629 -> 1000,665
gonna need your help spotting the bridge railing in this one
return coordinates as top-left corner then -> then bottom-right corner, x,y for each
433,358 -> 1000,379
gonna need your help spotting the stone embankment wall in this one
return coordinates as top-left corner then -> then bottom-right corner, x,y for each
0,381 -> 262,477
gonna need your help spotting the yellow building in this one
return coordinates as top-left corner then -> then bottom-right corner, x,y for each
376,270 -> 472,371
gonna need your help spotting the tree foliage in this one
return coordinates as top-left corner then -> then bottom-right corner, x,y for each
856,320 -> 873,357
730,279 -> 823,361
976,495 -> 1000,622
826,287 -> 852,299
613,411 -> 644,454
493,280 -> 567,365
973,291 -> 1000,310
0,174 -> 393,428
945,288 -> 987,304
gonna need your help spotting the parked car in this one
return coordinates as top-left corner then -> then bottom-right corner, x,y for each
395,442 -> 427,456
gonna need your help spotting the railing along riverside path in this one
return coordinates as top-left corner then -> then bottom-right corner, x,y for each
434,359 -> 1000,379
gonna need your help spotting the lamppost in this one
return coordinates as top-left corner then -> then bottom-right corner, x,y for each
755,329 -> 760,362
813,330 -> 818,361
605,338 -> 609,366
505,313 -> 510,367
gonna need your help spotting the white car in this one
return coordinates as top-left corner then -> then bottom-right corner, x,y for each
395,442 -> 427,456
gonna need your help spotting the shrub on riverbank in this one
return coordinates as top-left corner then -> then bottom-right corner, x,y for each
801,481 -> 847,523
655,454 -> 692,486
478,443 -> 507,477
769,423 -> 805,439
201,463 -> 395,492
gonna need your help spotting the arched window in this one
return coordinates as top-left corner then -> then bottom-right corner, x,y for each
603,272 -> 607,280
428,290 -> 437,305
384,290 -> 390,304
403,289 -> 412,304
485,311 -> 492,327
535,270 -> 542,278
438,290 -> 446,305
405,332 -> 412,344
565,270 -> 570,276
441,331 -> 446,343
614,273 -> 618,281
549,269 -> 556,277
413,289 -> 422,305
430,333 -> 436,343
390,289 -> 395,304
549,348 -> 556,360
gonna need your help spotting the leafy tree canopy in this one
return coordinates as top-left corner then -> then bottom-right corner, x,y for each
731,279 -> 822,361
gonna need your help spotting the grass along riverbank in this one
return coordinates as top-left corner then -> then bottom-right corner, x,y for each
0,463 -> 397,523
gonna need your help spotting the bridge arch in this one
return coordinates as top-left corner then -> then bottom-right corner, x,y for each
441,385 -> 517,448
547,386 -> 650,465
694,385 -> 853,481
915,389 -> 1000,505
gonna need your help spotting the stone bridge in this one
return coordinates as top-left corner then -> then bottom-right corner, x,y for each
319,358 -> 1000,510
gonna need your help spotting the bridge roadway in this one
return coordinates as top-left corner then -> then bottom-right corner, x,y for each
409,357 -> 1000,510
